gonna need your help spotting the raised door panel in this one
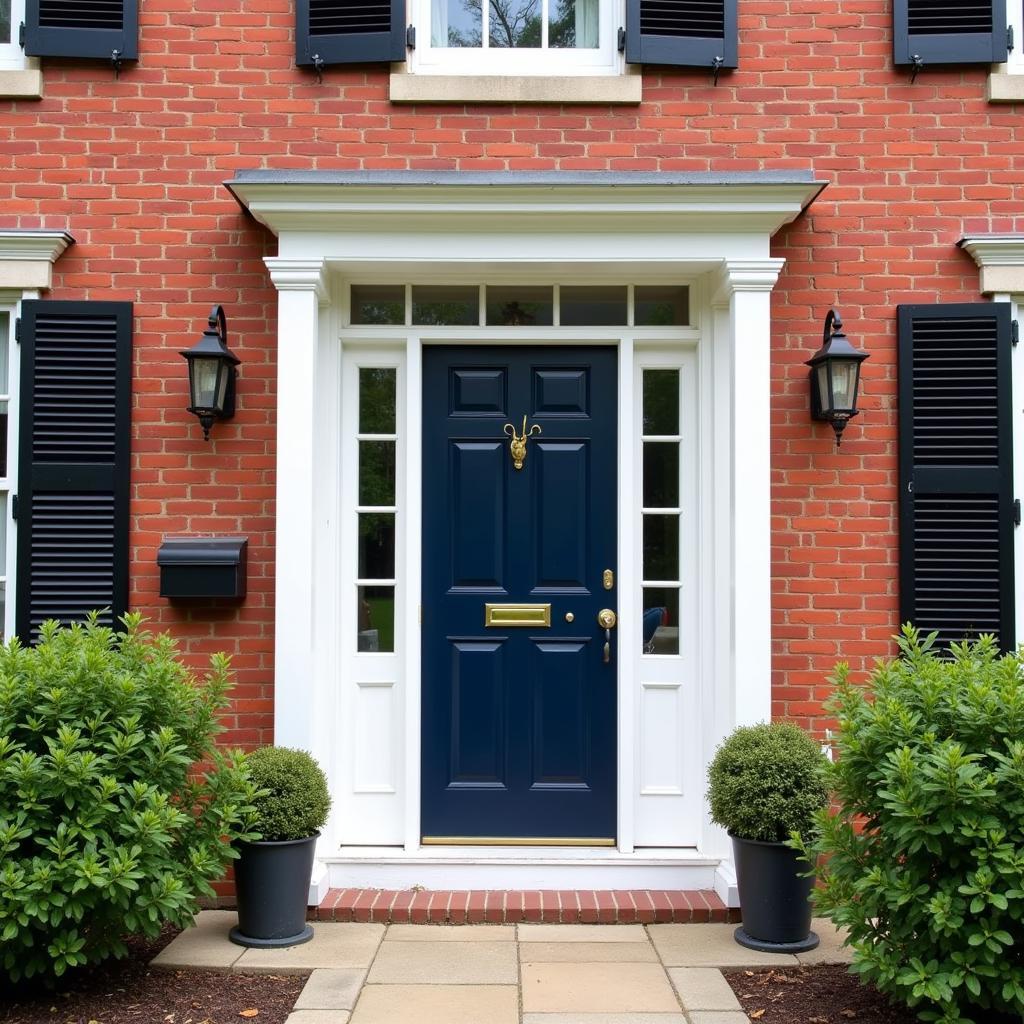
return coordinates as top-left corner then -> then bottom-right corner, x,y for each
533,441 -> 588,592
449,640 -> 508,788
530,639 -> 591,789
450,441 -> 506,591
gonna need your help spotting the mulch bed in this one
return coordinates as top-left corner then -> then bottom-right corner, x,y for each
724,964 -> 920,1023
1,927 -> 309,1024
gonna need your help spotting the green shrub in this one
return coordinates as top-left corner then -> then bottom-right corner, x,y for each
246,746 -> 331,842
799,627 -> 1024,1023
706,721 -> 829,843
0,614 -> 259,982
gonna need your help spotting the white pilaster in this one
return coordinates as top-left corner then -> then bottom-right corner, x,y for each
266,258 -> 329,757
717,259 -> 783,728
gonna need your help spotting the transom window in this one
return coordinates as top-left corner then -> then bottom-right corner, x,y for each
348,283 -> 689,328
413,0 -> 620,75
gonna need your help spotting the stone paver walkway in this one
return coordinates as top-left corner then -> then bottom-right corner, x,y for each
154,911 -> 852,1024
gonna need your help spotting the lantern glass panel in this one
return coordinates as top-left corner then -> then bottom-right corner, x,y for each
830,358 -> 859,412
192,356 -> 221,411
816,364 -> 831,415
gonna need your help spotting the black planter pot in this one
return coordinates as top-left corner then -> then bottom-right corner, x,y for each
229,833 -> 318,948
731,834 -> 819,953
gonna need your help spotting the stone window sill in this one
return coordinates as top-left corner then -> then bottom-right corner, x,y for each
0,68 -> 43,99
988,70 -> 1024,102
388,72 -> 642,105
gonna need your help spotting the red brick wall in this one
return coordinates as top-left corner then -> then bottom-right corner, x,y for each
2,0 -> 1022,745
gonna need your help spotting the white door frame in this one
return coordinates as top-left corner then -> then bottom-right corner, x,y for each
242,172 -> 823,899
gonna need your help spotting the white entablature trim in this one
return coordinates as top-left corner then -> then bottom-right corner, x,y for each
0,231 -> 74,291
227,172 -> 826,240
960,235 -> 1024,295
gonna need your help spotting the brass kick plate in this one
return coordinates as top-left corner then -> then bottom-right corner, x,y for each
485,603 -> 551,627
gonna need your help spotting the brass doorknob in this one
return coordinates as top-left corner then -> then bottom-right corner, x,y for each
597,609 -> 617,629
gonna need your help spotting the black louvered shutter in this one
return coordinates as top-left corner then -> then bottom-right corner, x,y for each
624,0 -> 736,69
296,0 -> 406,66
898,303 -> 1015,652
894,0 -> 1007,65
24,0 -> 138,60
16,302 -> 131,643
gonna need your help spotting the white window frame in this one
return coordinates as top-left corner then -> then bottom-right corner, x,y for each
0,305 -> 18,640
0,0 -> 26,69
410,0 -> 623,76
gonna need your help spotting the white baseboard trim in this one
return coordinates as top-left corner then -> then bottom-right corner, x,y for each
322,848 -> 721,891
307,860 -> 331,906
713,860 -> 739,908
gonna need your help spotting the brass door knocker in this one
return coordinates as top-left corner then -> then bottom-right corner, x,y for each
503,415 -> 542,470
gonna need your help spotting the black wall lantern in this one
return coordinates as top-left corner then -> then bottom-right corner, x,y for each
807,308 -> 868,446
181,305 -> 239,441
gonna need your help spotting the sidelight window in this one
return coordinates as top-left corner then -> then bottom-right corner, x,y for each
356,367 -> 398,653
640,367 -> 682,656
0,310 -> 14,637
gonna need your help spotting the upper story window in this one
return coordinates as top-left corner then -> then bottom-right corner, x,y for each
415,0 -> 619,74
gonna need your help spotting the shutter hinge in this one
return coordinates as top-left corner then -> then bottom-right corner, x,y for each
406,25 -> 416,49
617,27 -> 625,52
1009,24 -> 1015,53
13,318 -> 21,343
1012,319 -> 1019,346
909,53 -> 924,83
111,49 -> 123,79
12,495 -> 18,521
1015,499 -> 1021,527
310,54 -> 325,84
18,22 -> 25,48
712,55 -> 724,86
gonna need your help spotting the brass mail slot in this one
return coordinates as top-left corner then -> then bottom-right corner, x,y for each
485,603 -> 551,627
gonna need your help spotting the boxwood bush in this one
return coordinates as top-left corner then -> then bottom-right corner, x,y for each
0,614 -> 259,982
707,721 -> 829,843
798,627 -> 1024,1023
246,746 -> 331,842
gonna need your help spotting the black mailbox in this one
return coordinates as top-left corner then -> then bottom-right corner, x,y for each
158,537 -> 247,600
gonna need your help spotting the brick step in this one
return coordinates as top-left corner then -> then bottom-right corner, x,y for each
313,888 -> 737,924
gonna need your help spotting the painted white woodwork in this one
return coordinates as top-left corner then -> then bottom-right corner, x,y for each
960,235 -> 1024,295
338,344 -> 406,845
632,346 -> 701,847
993,292 -> 1024,650
0,308 -> 19,639
265,258 -> 337,893
242,178 -> 814,899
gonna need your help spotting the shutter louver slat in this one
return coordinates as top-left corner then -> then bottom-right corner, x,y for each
17,302 -> 131,644
625,0 -> 737,69
893,0 -> 1005,64
296,0 -> 406,65
898,303 -> 1014,654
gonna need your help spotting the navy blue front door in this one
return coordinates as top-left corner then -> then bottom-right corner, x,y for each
421,346 -> 618,842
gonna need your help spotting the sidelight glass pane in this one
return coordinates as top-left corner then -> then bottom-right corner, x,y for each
412,285 -> 479,326
643,514 -> 679,582
358,513 -> 395,579
358,585 -> 395,653
559,286 -> 627,326
486,285 -> 554,326
359,441 -> 396,506
0,1 -> 9,44
359,368 -> 397,434
351,285 -> 405,325
643,443 -> 679,509
635,286 -> 690,327
433,0 -> 483,46
642,369 -> 679,435
549,0 -> 599,47
642,588 -> 679,655
488,0 -> 541,47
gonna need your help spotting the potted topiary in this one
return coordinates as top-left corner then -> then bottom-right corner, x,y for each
230,746 -> 332,948
706,722 -> 829,953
